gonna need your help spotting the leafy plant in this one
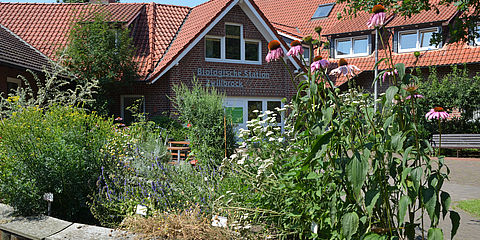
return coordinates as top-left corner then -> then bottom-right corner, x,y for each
62,12 -> 139,114
171,78 -> 236,167
0,105 -> 113,222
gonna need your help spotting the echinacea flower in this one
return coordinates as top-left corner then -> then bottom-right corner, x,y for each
115,117 -> 123,121
330,58 -> 360,77
266,40 -> 284,62
310,56 -> 330,72
383,69 -> 398,82
367,4 -> 386,28
425,107 -> 450,120
406,94 -> 424,100
287,40 -> 304,57
404,84 -> 418,93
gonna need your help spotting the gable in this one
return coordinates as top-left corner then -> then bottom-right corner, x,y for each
149,0 -> 300,83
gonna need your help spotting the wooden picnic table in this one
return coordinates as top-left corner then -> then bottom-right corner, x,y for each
168,141 -> 191,163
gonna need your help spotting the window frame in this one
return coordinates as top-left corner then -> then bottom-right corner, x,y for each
6,77 -> 21,94
120,95 -> 145,121
334,36 -> 369,58
398,27 -> 439,53
475,25 -> 480,46
204,23 -> 262,65
311,3 -> 335,20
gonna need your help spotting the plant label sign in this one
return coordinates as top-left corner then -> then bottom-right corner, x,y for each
43,193 -> 53,202
136,204 -> 147,216
211,215 -> 228,228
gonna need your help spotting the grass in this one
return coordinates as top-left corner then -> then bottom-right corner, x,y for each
457,199 -> 480,218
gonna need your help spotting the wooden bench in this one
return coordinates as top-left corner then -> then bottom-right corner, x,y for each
431,134 -> 480,157
167,141 -> 191,163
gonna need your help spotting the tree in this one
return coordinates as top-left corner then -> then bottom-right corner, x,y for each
62,13 -> 139,114
337,0 -> 480,44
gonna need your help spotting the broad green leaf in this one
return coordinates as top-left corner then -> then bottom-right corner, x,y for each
341,212 -> 359,240
401,167 -> 412,190
365,189 -> 380,215
427,228 -> 443,240
383,116 -> 394,132
348,151 -> 368,198
306,171 -> 319,180
398,195 -> 411,226
363,232 -> 382,240
450,211 -> 460,239
440,191 -> 451,219
411,167 -> 423,192
422,187 -> 437,224
391,132 -> 405,151
305,131 -> 334,164
386,86 -> 399,106
395,63 -> 406,80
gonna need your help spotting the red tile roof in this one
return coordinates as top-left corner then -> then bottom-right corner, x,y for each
0,23 -> 54,73
0,2 -> 189,78
387,3 -> 458,28
150,0 -> 234,79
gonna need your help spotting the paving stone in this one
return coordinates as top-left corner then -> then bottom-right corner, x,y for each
0,216 -> 71,240
0,204 -> 14,220
46,223 -> 135,240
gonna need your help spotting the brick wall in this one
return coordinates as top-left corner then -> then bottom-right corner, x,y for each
114,5 -> 296,119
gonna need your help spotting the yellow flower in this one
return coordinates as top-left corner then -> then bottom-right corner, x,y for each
7,96 -> 20,103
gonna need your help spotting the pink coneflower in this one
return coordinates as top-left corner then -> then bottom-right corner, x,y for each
115,117 -> 123,121
406,94 -> 424,100
287,40 -> 304,57
329,58 -> 360,77
383,69 -> 398,82
266,40 -> 284,62
425,107 -> 450,120
367,4 -> 386,28
310,56 -> 330,72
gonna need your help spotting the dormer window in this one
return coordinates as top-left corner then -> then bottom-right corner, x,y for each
205,23 -> 261,64
335,36 -> 369,58
311,3 -> 335,19
398,28 -> 439,52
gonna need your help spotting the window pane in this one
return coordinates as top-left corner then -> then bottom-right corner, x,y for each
303,47 -> 310,60
267,101 -> 281,123
420,30 -> 435,48
400,32 -> 417,50
245,41 -> 259,61
336,39 -> 350,55
353,38 -> 368,54
248,101 -> 262,121
312,3 -> 335,19
476,26 -> 480,44
7,81 -> 19,94
226,38 -> 241,60
205,38 -> 221,58
226,25 -> 240,37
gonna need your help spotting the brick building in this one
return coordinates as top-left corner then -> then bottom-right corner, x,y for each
0,0 -> 479,127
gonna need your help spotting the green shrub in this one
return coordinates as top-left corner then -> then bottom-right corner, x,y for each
418,66 -> 480,134
0,105 -> 113,222
149,114 -> 188,141
171,78 -> 235,167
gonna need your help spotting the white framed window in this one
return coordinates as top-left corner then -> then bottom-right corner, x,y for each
475,25 -> 480,45
224,97 -> 284,131
398,28 -> 439,52
205,23 -> 262,64
6,77 -> 21,94
121,95 -> 145,124
335,36 -> 369,58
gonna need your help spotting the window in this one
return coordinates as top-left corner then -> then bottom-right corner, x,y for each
398,28 -> 439,52
475,25 -> 480,45
6,77 -> 21,94
312,3 -> 335,19
205,37 -> 221,58
335,36 -> 369,58
205,23 -> 261,64
121,95 -> 145,124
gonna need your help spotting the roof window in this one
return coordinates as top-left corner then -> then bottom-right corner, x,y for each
312,3 -> 335,19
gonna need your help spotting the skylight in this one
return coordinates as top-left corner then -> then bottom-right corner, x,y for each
312,3 -> 335,19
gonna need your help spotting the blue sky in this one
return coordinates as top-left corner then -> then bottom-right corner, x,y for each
0,0 -> 209,7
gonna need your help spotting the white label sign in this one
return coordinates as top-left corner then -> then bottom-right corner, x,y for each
136,204 -> 147,216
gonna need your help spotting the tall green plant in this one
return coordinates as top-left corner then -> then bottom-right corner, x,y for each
62,12 -> 138,114
171,78 -> 235,167
220,10 -> 458,239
